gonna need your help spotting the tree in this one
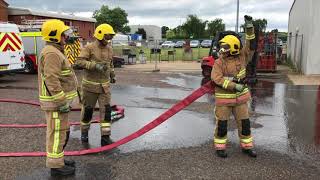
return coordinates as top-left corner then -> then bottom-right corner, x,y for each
182,15 -> 207,39
206,18 -> 225,37
161,26 -> 169,38
93,5 -> 130,33
135,28 -> 147,40
241,18 -> 268,32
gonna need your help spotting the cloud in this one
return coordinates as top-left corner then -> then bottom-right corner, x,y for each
9,0 -> 294,31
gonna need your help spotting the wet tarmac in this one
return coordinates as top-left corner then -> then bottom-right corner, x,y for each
0,72 -> 320,179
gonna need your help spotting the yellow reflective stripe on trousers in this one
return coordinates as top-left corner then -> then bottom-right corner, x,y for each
66,91 -> 78,100
47,152 -> 64,158
240,137 -> 253,144
216,88 -> 249,99
101,122 -> 111,127
39,91 -> 65,101
222,80 -> 230,89
83,79 -> 110,85
52,113 -> 61,156
52,91 -> 65,100
82,79 -> 100,85
246,34 -> 255,40
214,138 -> 227,144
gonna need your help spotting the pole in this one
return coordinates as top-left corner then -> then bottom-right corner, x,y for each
236,0 -> 239,33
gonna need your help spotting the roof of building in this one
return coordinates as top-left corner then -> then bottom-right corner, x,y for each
8,7 -> 96,23
0,0 -> 9,6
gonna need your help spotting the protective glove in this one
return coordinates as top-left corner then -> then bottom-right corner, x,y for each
110,77 -> 116,84
244,15 -> 254,28
95,63 -> 107,72
58,103 -> 71,113
235,84 -> 245,92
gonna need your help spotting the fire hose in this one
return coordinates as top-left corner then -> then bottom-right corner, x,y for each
0,82 -> 214,157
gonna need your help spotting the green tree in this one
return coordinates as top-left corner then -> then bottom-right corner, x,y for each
161,26 -> 169,38
166,30 -> 176,39
206,18 -> 225,37
182,15 -> 207,39
93,5 -> 130,33
135,28 -> 147,40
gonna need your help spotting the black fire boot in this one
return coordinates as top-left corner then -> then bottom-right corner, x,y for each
64,160 -> 76,167
51,165 -> 75,176
216,150 -> 228,158
101,135 -> 113,146
81,131 -> 88,142
242,149 -> 257,158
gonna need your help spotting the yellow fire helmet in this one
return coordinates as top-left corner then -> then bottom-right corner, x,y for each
94,24 -> 116,40
42,19 -> 70,43
219,35 -> 241,55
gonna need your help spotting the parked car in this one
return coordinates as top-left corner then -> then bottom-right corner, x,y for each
161,41 -> 175,48
190,40 -> 200,48
174,41 -> 185,48
201,40 -> 212,48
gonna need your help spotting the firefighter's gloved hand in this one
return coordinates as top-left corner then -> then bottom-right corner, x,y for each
244,15 -> 254,28
59,103 -> 71,113
110,77 -> 116,84
235,84 -> 245,92
95,63 -> 107,72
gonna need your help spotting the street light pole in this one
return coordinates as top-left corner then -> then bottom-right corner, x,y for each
236,0 -> 239,33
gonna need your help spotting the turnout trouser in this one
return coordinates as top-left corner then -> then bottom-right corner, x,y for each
80,90 -> 112,136
45,111 -> 70,168
214,103 -> 254,150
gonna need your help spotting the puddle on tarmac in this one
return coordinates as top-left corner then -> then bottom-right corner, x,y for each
160,73 -> 203,90
71,107 -> 213,153
68,75 -> 320,158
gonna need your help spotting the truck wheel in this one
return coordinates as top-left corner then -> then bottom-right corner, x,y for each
24,59 -> 36,74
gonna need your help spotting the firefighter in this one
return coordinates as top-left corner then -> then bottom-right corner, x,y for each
75,24 -> 116,146
39,19 -> 78,176
211,15 -> 257,158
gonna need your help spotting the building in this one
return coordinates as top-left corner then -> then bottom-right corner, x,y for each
130,25 -> 162,41
288,0 -> 320,75
0,0 -> 8,22
8,7 -> 96,41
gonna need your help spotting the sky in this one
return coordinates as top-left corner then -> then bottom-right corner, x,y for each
9,0 -> 294,31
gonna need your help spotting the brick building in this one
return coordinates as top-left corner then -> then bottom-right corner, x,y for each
0,0 -> 8,22
8,7 -> 96,41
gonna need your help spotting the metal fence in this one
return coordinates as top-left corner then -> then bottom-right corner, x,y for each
109,40 -> 210,64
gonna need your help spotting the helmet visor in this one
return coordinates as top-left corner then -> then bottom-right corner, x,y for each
63,29 -> 79,44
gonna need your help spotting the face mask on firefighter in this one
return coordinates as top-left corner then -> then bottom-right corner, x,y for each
100,34 -> 114,46
63,29 -> 78,44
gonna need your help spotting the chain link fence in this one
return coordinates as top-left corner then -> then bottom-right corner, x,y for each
109,39 -> 210,64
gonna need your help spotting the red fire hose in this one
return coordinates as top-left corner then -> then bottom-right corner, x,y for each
0,82 -> 214,157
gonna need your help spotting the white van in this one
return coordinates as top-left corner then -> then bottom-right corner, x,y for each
0,23 -> 25,74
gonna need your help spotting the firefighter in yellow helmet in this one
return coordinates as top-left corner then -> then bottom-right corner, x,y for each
211,15 -> 257,158
75,24 -> 116,146
39,19 -> 78,176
